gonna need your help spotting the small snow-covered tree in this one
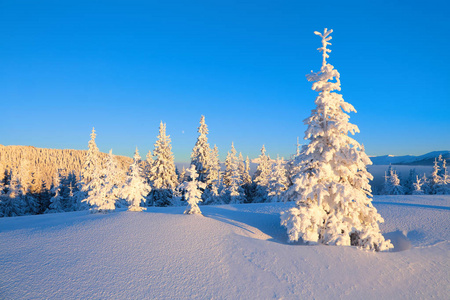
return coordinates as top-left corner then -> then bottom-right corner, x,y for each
122,148 -> 151,212
280,29 -> 392,251
381,169 -> 404,195
46,174 -> 65,213
191,115 -> 211,183
412,175 -> 425,195
268,156 -> 289,202
181,165 -> 206,215
149,122 -> 178,206
223,142 -> 244,204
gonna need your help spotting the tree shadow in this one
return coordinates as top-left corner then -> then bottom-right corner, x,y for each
384,230 -> 412,252
202,206 -> 305,245
373,201 -> 449,211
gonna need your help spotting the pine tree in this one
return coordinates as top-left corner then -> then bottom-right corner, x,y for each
149,122 -> 179,206
404,168 -> 417,195
122,148 -> 151,212
412,175 -> 425,195
204,145 -> 222,204
223,142 -> 243,204
268,156 -> 289,202
280,29 -> 392,251
181,165 -> 206,215
81,127 -> 101,189
46,174 -> 65,213
1,169 -> 25,217
253,145 -> 272,202
243,156 -> 252,185
191,115 -> 211,183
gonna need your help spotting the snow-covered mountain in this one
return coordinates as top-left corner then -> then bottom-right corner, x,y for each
370,151 -> 450,166
1,196 -> 448,299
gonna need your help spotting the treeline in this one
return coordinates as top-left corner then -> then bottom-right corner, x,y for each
0,117 -> 297,217
379,155 -> 450,195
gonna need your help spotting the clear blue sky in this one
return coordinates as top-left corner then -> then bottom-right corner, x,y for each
1,0 -> 449,162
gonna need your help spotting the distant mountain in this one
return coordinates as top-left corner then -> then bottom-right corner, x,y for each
369,151 -> 450,166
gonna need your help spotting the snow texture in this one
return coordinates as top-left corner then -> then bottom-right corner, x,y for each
0,195 -> 448,299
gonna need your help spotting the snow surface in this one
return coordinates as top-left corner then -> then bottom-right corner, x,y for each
0,196 -> 449,299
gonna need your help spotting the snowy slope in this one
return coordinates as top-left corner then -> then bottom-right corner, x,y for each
370,151 -> 450,165
0,196 -> 449,299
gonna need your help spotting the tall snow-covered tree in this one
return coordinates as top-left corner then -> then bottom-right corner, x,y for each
252,145 -> 272,202
254,145 -> 272,187
81,128 -> 101,190
223,142 -> 244,203
122,148 -> 151,212
243,156 -> 252,185
191,115 -> 211,183
181,165 -> 206,215
268,156 -> 289,201
149,122 -> 179,206
204,145 -> 222,204
280,29 -> 392,251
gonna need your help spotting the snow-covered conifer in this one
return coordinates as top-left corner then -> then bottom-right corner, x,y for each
122,148 -> 151,211
81,128 -> 101,189
243,156 -> 252,185
254,145 -> 272,187
203,145 -> 222,204
191,115 -> 211,183
46,174 -> 65,213
280,29 -> 392,251
181,165 -> 206,215
412,175 -> 425,195
149,122 -> 178,206
268,156 -> 289,202
223,142 -> 244,203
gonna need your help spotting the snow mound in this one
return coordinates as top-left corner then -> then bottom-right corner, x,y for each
0,196 -> 448,299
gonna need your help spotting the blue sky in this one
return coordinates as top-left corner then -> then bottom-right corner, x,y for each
1,0 -> 449,162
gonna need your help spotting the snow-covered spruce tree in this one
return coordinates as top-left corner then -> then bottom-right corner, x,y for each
381,169 -> 404,195
46,174 -> 65,213
404,168 -> 417,195
412,175 -> 425,195
81,127 -> 101,189
280,29 -> 392,251
181,165 -> 206,215
204,144 -> 222,204
191,115 -> 211,183
223,142 -> 244,204
253,145 -> 272,202
149,122 -> 179,206
243,156 -> 252,185
268,156 -> 289,202
0,170 -> 25,217
121,148 -> 151,212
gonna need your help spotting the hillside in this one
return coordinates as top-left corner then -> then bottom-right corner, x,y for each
0,145 -> 132,189
0,195 -> 448,299
370,151 -> 450,166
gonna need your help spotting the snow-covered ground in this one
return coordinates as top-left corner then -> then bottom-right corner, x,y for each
1,195 -> 448,299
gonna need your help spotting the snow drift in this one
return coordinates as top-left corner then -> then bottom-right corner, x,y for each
0,195 -> 448,299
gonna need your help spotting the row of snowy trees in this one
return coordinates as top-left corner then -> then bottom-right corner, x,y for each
0,29 -> 401,252
380,156 -> 450,195
0,119 -> 293,217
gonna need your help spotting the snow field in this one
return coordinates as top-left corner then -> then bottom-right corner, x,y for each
0,195 -> 449,299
